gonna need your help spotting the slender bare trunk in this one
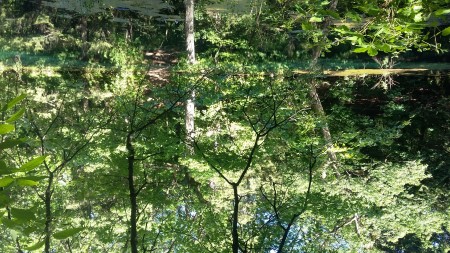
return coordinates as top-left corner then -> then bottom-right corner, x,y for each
277,218 -> 295,253
231,185 -> 240,253
185,0 -> 196,65
277,147 -> 315,252
185,0 -> 196,154
44,172 -> 54,253
126,134 -> 138,253
185,91 -> 195,152
80,16 -> 88,60
308,0 -> 339,167
308,82 -> 337,163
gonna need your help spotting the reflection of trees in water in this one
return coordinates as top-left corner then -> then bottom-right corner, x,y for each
41,0 -> 177,20
371,55 -> 398,89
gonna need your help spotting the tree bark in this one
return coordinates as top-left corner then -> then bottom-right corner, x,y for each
308,82 -> 337,163
44,172 -> 54,253
80,16 -> 89,60
277,218 -> 295,253
126,134 -> 138,253
308,0 -> 339,168
185,0 -> 196,154
231,184 -> 240,253
276,148 -> 314,252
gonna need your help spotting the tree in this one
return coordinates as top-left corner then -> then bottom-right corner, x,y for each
27,103 -> 98,253
0,94 -> 46,253
185,0 -> 196,154
119,82 -> 184,253
188,73 -> 323,252
1,0 -> 449,252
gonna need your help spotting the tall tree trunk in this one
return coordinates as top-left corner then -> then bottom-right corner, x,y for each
231,185 -> 240,253
185,0 -> 196,154
126,134 -> 138,253
277,220 -> 294,253
308,0 -> 339,169
308,82 -> 337,163
44,172 -> 54,253
80,16 -> 89,60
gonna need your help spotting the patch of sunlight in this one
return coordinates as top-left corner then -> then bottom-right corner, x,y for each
207,0 -> 260,14
293,68 -> 432,76
28,66 -> 62,77
326,68 -> 429,76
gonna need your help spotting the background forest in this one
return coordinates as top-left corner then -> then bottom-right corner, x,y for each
0,0 -> 449,252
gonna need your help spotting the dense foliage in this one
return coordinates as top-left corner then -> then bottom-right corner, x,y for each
0,0 -> 449,252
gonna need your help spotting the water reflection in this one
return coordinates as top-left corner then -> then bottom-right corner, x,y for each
42,0 -> 178,20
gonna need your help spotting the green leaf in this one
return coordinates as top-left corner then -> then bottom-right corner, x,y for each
347,35 -> 363,42
0,192 -> 12,208
346,12 -> 362,22
18,156 -> 47,173
23,225 -> 39,236
413,13 -> 423,22
1,218 -> 17,228
53,227 -> 85,240
301,22 -> 314,31
309,16 -> 323,23
21,175 -> 47,181
321,10 -> 340,19
357,3 -> 380,15
368,47 -> 379,56
1,94 -> 27,112
17,179 -> 39,186
0,124 -> 15,134
375,44 -> 391,53
0,177 -> 14,187
24,241 -> 45,251
6,108 -> 26,123
434,9 -> 450,16
353,47 -> 368,53
0,160 -> 14,176
334,25 -> 351,34
11,207 -> 35,221
442,26 -> 450,36
0,138 -> 25,150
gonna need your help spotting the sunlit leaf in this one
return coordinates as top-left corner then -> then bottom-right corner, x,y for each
347,35 -> 363,42
0,177 -> 14,187
0,124 -> 15,134
434,9 -> 450,16
301,22 -> 314,31
309,16 -> 323,22
6,108 -> 26,123
53,227 -> 85,240
1,94 -> 27,112
375,44 -> 391,53
368,47 -> 378,56
24,241 -> 45,251
17,156 -> 47,173
17,179 -> 39,186
414,13 -> 423,22
353,47 -> 368,53
334,25 -> 351,34
442,26 -> 450,36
